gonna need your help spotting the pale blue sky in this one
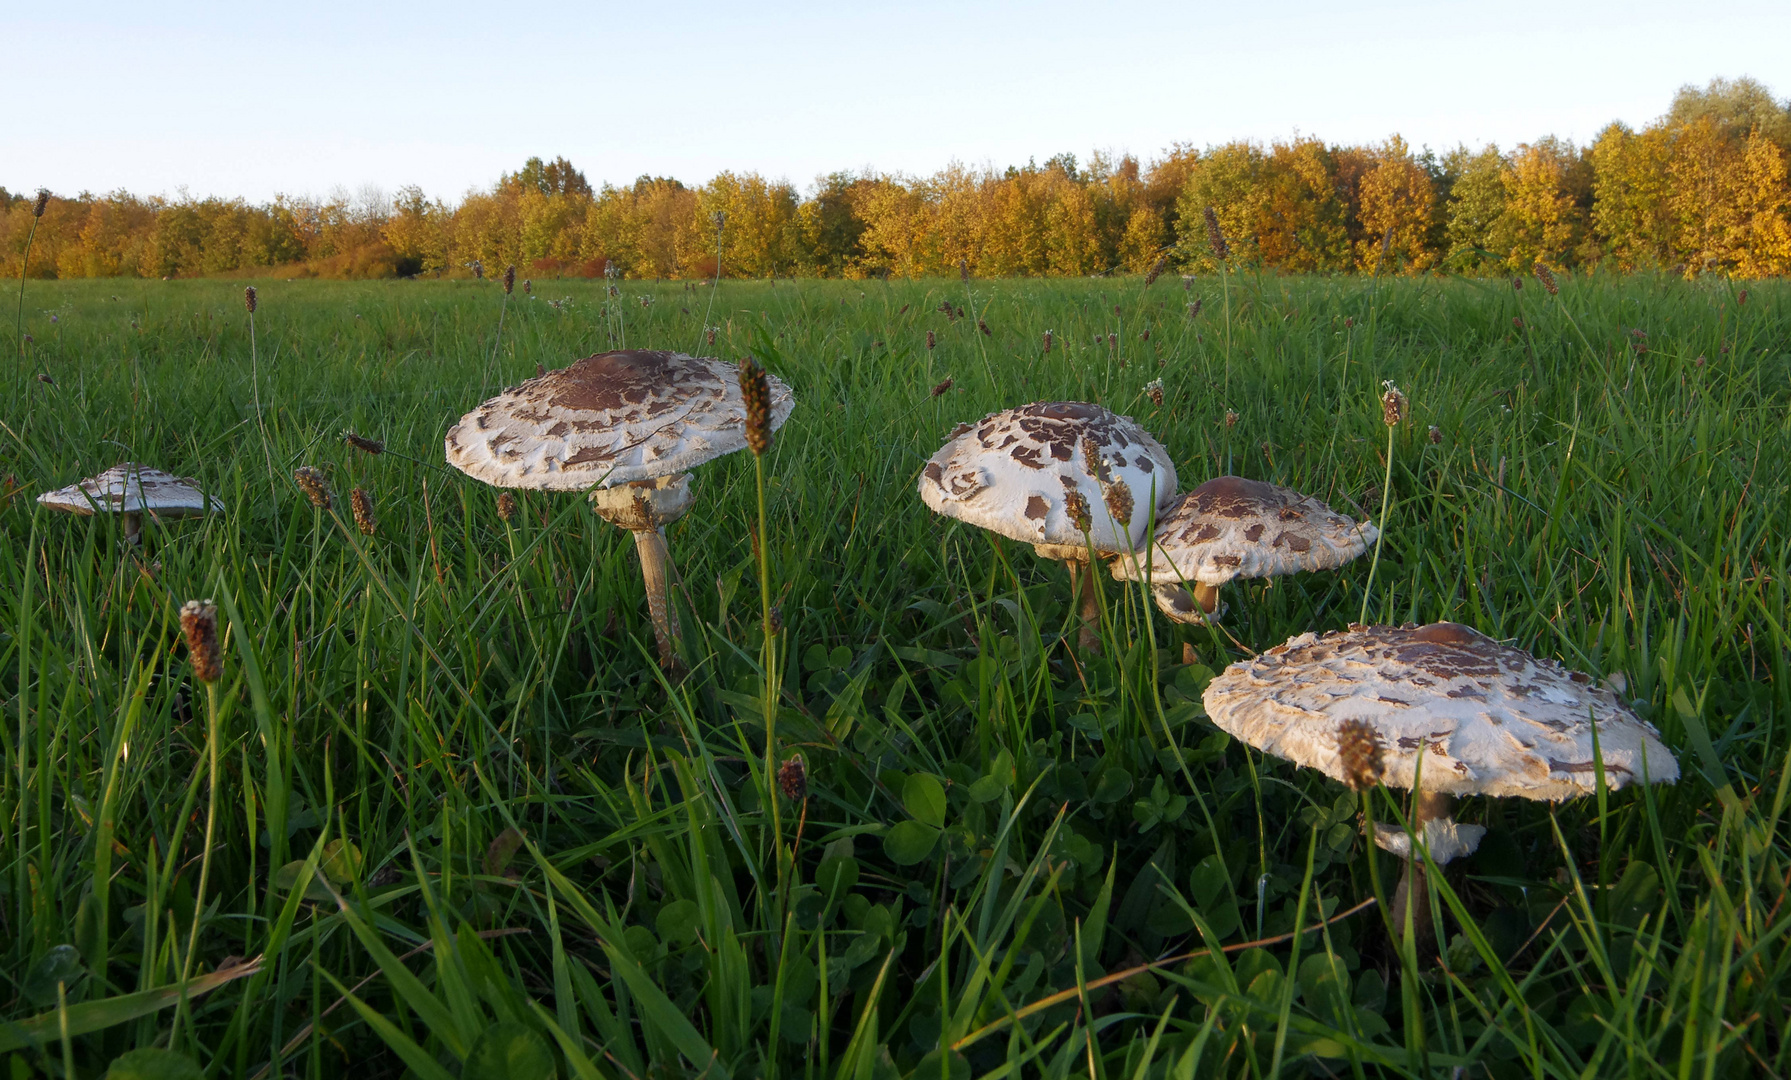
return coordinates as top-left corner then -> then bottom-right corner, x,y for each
10,0 -> 1788,203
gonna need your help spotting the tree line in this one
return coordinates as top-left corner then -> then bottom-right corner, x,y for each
5,78 -> 1789,281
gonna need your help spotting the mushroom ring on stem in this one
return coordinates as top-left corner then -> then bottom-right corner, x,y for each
918,401 -> 1176,652
38,463 -> 225,544
445,349 -> 794,667
1110,476 -> 1377,625
1203,621 -> 1678,941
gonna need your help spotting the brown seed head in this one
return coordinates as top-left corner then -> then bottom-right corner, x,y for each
1063,484 -> 1092,534
1428,424 -> 1442,445
244,285 -> 257,314
1042,329 -> 1053,354
1532,261 -> 1558,295
1145,255 -> 1166,286
1145,378 -> 1164,407
1103,479 -> 1134,526
1512,316 -> 1524,330
737,356 -> 773,456
1186,298 -> 1202,318
1380,382 -> 1408,427
343,431 -> 384,455
958,257 -> 969,282
707,326 -> 717,346
1080,436 -> 1108,481
32,189 -> 49,217
472,260 -> 484,280
523,278 -> 531,294
1511,275 -> 1523,291
1107,332 -> 1117,350
925,329 -> 936,350
497,491 -> 517,522
180,599 -> 222,683
930,376 -> 953,398
777,754 -> 809,801
978,319 -> 991,337
351,487 -> 376,536
1336,718 -> 1385,792
767,604 -> 784,634
293,466 -> 333,510
1738,289 -> 1749,306
1203,206 -> 1229,261
503,265 -> 515,295
1225,409 -> 1238,430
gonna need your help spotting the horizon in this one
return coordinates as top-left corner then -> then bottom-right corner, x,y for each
9,0 -> 1789,205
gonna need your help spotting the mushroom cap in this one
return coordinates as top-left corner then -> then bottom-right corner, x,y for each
444,350 -> 795,491
1202,622 -> 1679,800
917,401 -> 1177,554
37,464 -> 224,518
1372,819 -> 1486,864
1111,476 -> 1377,586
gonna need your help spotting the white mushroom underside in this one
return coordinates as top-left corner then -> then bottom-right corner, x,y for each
1112,476 -> 1377,587
1202,623 -> 1680,800
37,464 -> 224,517
918,402 -> 1177,553
445,350 -> 795,491
1373,819 -> 1487,864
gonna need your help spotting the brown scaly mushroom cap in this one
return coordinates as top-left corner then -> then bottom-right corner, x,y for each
918,402 -> 1177,555
1112,476 -> 1377,587
1203,622 -> 1679,803
37,463 -> 225,519
444,349 -> 795,492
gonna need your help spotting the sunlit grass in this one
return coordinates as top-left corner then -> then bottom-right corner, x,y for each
0,271 -> 1785,1078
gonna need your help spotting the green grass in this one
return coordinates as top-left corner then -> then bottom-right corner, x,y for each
1,270 -> 1786,1079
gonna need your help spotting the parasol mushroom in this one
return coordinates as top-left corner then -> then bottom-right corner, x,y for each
1203,621 -> 1679,944
1111,476 -> 1377,625
37,463 -> 225,544
445,349 -> 794,668
918,401 -> 1177,651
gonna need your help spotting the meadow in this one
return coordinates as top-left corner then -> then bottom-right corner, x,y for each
0,269 -> 1786,1078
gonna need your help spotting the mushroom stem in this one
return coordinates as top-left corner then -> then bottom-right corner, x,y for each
1390,789 -> 1453,950
631,527 -> 681,670
1192,581 -> 1221,614
1073,557 -> 1102,653
121,511 -> 142,545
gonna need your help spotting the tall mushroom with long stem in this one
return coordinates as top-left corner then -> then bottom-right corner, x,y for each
446,349 -> 794,668
1110,476 -> 1377,625
1203,621 -> 1679,948
918,402 -> 1177,652
37,463 -> 225,544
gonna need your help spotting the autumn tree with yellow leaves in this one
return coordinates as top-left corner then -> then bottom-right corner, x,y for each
5,77 -> 1789,281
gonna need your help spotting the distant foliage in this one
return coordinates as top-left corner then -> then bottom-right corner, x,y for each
6,77 -> 1791,280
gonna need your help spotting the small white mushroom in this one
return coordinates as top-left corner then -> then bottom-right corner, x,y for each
445,349 -> 795,669
918,401 -> 1176,651
1203,621 -> 1678,941
1111,476 -> 1377,624
37,463 -> 225,543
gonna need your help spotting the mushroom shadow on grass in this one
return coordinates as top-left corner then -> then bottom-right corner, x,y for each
1111,476 -> 1377,625
1203,621 -> 1679,948
446,349 -> 795,669
918,402 -> 1176,653
38,463 -> 225,545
